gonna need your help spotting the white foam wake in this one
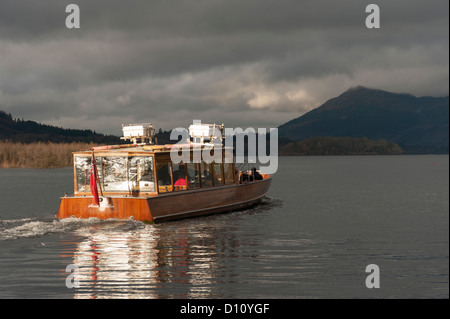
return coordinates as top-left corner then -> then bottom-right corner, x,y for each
0,218 -> 100,241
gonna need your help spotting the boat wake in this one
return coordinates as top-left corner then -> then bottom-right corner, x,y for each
245,196 -> 283,214
0,217 -> 105,241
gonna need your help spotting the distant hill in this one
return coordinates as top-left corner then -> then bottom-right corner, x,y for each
278,86 -> 449,154
0,110 -> 121,144
280,136 -> 403,156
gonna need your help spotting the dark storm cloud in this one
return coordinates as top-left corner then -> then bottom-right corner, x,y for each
0,0 -> 448,134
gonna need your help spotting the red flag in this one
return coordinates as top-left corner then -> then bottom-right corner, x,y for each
90,153 -> 100,206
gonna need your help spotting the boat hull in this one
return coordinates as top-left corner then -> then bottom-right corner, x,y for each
57,177 -> 272,223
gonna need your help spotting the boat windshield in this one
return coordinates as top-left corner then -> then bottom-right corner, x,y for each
75,155 -> 155,193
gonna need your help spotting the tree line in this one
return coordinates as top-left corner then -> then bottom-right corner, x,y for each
0,110 -> 121,144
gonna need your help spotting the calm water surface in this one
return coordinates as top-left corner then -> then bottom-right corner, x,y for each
0,156 -> 448,298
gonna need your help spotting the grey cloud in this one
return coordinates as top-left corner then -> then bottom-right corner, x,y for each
0,0 -> 448,134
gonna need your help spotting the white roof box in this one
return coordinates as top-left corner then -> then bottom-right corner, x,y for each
189,122 -> 224,144
121,123 -> 156,144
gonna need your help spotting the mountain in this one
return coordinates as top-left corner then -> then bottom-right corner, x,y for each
0,110 -> 121,144
278,86 -> 449,154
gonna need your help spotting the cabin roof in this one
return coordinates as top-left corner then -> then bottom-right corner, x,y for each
73,143 -> 232,156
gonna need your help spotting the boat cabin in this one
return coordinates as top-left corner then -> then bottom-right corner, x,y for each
73,123 -> 237,198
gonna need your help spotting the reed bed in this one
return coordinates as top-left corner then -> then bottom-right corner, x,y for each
0,141 -> 95,168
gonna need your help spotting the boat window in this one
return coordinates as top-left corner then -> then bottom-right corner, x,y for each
100,156 -> 128,192
201,161 -> 213,187
223,163 -> 235,184
75,155 -> 155,193
156,162 -> 173,192
75,156 -> 92,192
213,162 -> 224,186
99,156 -> 155,193
129,156 -> 155,193
186,162 -> 201,189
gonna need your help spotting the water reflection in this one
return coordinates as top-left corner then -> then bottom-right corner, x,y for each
62,220 -> 230,299
70,224 -> 157,298
59,198 -> 286,299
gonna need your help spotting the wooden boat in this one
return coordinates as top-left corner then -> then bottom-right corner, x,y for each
57,123 -> 272,223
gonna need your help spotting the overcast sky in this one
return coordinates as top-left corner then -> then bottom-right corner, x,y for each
0,0 -> 448,135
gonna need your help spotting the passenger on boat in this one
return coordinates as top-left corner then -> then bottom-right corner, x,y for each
174,167 -> 191,188
252,167 -> 263,181
175,177 -> 189,187
240,172 -> 252,183
240,168 -> 263,183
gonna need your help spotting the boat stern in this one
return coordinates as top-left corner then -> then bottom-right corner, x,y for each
57,195 -> 154,222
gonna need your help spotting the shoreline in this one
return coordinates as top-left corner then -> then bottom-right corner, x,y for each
1,140 -> 447,169
0,141 -> 96,169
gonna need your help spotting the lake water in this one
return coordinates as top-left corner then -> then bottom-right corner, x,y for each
0,156 -> 448,299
